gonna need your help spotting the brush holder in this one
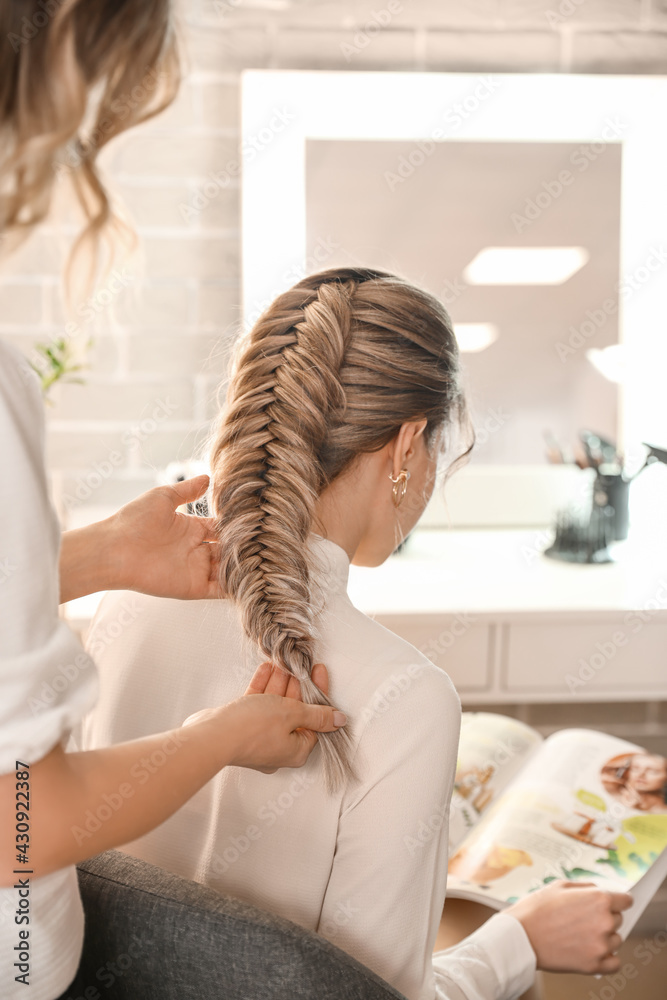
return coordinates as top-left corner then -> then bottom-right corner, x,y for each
593,471 -> 630,541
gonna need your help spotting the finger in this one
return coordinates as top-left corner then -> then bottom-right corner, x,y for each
208,547 -> 224,591
297,728 -> 318,755
165,474 -> 211,507
607,933 -> 623,953
283,728 -> 318,768
204,577 -> 225,599
611,912 -> 624,932
245,661 -> 273,695
196,516 -> 219,542
264,664 -> 291,697
311,663 -> 329,696
597,953 -> 622,975
608,891 -> 634,912
294,702 -> 347,733
561,880 -> 596,889
285,674 -> 302,701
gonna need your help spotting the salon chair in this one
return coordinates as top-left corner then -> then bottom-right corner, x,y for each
62,850 -> 407,1000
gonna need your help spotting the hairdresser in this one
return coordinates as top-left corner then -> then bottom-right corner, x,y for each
0,4 -> 345,998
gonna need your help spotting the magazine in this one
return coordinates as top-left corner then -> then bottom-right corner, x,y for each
447,714 -> 667,935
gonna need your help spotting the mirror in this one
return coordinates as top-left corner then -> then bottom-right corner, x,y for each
242,71 -> 667,525
306,138 -> 621,466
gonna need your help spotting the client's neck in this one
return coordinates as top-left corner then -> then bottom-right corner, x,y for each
314,460 -> 377,562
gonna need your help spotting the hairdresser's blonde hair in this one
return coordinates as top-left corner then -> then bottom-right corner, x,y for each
210,267 -> 470,791
0,0 -> 179,274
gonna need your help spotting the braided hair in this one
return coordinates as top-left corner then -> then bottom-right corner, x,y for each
210,267 -> 468,791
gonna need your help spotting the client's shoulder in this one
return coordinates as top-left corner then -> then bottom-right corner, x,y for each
321,600 -> 460,721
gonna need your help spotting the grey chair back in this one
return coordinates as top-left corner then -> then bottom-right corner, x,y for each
60,851 -> 407,1000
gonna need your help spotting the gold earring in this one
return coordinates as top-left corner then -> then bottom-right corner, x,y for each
389,469 -> 410,508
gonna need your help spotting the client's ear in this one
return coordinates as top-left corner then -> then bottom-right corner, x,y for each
390,418 -> 428,476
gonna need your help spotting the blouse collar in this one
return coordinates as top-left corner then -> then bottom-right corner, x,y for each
308,534 -> 351,600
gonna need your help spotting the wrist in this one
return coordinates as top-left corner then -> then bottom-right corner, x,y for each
59,518 -> 119,603
97,512 -> 132,591
503,900 -> 540,965
181,703 -> 240,769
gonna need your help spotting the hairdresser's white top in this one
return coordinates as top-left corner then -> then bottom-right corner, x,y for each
81,536 -> 536,1000
0,341 -> 99,1000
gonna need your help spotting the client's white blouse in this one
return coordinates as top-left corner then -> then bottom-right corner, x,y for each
81,537 -> 536,1000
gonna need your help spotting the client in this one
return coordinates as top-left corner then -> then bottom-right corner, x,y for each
82,267 -> 629,1000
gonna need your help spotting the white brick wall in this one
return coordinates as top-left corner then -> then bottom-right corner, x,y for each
2,0 -> 667,513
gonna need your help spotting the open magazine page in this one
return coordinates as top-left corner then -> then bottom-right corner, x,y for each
447,728 -> 667,933
449,713 -> 543,850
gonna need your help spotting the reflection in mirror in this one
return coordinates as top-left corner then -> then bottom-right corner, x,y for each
306,139 -> 621,466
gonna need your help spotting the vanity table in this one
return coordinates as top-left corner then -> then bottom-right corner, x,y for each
348,528 -> 667,705
65,523 -> 667,702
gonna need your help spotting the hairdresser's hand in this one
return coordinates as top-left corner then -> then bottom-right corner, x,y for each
506,880 -> 633,975
248,660 -> 331,702
60,474 -> 223,604
183,662 -> 345,773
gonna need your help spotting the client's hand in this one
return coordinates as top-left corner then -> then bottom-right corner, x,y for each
506,880 -> 633,975
183,662 -> 346,773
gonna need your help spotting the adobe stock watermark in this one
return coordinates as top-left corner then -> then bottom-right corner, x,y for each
565,579 -> 667,693
440,276 -> 468,309
545,0 -> 588,27
28,599 -> 142,714
86,598 -> 144,658
209,772 -> 316,877
474,405 -> 511,451
319,899 -> 359,941
212,0 -> 242,18
555,246 -> 667,363
54,67 -> 166,176
242,235 -> 341,332
520,526 -> 556,566
511,117 -> 626,234
70,729 -> 189,846
589,925 -> 667,1000
384,76 -> 502,192
28,268 -> 135,383
520,484 -> 592,565
340,1 -> 403,62
523,839 -> 587,893
61,397 -> 179,510
359,663 -> 427,726
421,614 -> 477,663
360,616 -> 476,727
180,108 -> 296,222
0,556 -> 17,585
60,934 -> 147,999
405,731 -> 526,856
8,0 -> 70,53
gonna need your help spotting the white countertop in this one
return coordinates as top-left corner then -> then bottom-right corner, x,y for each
347,528 -> 667,618
64,527 -> 667,630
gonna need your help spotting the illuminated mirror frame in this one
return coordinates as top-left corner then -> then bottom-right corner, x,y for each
241,71 -> 667,527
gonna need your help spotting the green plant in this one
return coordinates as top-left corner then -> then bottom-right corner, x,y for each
31,336 -> 90,398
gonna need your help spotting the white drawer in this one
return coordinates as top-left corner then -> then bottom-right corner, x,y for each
504,620 -> 667,697
373,614 -> 491,692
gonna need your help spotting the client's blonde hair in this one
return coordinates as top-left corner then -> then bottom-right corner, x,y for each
210,267 -> 469,791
